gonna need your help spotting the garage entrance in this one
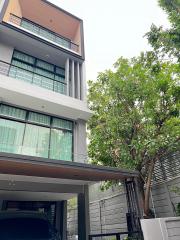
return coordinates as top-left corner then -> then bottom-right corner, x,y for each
0,152 -> 142,240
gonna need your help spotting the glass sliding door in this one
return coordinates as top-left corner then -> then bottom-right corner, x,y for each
9,50 -> 66,95
0,104 -> 73,161
50,129 -> 72,161
0,119 -> 25,154
22,124 -> 50,158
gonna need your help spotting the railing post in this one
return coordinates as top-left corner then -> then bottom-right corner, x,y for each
65,58 -> 69,96
71,60 -> 75,98
116,233 -> 120,240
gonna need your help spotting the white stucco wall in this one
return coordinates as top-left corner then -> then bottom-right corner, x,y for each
0,42 -> 14,63
0,0 -> 6,22
0,74 -> 91,120
74,119 -> 87,163
141,217 -> 180,240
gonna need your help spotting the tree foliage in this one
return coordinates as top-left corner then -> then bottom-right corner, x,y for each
146,0 -> 180,61
88,52 -> 180,216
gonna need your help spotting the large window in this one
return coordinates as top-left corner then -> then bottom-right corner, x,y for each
9,50 -> 66,95
0,104 -> 73,161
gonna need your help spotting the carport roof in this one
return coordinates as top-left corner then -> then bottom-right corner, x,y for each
0,153 -> 139,182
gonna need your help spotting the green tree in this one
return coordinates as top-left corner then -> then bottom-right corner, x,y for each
88,52 -> 180,217
146,0 -> 180,61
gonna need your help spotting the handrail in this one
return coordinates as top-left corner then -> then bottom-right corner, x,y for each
9,13 -> 79,52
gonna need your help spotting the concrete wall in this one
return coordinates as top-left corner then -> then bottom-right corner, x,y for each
152,177 -> 180,218
0,41 -> 14,63
66,182 -> 128,240
67,206 -> 78,240
0,74 -> 91,121
141,217 -> 180,240
74,119 -> 87,163
3,0 -> 22,23
66,176 -> 180,238
89,183 -> 128,235
67,183 -> 128,239
0,0 -> 8,22
87,175 -> 180,229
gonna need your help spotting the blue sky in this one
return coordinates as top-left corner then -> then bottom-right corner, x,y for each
50,0 -> 170,80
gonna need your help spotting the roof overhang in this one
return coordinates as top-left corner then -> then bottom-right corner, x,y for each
0,152 -> 139,183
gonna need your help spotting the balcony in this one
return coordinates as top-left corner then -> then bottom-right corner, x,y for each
0,60 -> 67,95
8,14 -> 79,54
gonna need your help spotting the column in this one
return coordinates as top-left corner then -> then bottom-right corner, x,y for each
65,58 -> 69,96
78,185 -> 90,240
71,60 -> 75,98
0,0 -> 8,22
80,62 -> 86,101
77,62 -> 80,99
56,201 -> 67,240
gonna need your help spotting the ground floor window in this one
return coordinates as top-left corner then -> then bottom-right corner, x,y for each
0,104 -> 73,161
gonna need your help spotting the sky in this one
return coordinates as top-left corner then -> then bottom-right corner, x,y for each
49,0 -> 170,81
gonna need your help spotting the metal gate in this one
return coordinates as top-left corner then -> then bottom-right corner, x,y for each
125,179 -> 143,239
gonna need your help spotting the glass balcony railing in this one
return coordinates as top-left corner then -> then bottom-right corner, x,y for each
0,60 -> 67,95
9,14 -> 79,53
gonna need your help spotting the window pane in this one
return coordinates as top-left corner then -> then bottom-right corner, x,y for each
41,76 -> 54,90
22,124 -> 50,158
50,129 -> 72,161
56,67 -> 65,76
13,50 -> 35,64
55,75 -> 65,82
35,68 -> 54,79
34,70 -> 54,90
39,28 -> 55,42
11,60 -> 34,71
36,60 -> 54,72
52,118 -> 73,130
55,36 -> 70,49
9,66 -> 33,83
32,74 -> 42,87
21,20 -> 40,36
54,81 -> 66,95
0,119 -> 25,154
28,112 -> 50,126
0,105 -> 26,120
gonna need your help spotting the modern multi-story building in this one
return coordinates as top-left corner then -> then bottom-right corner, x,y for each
0,1 -> 140,240
0,0 -> 90,164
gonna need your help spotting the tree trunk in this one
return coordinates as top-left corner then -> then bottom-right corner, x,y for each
137,176 -> 145,211
144,161 -> 155,217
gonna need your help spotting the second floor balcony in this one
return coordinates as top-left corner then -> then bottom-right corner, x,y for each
0,60 -> 67,96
